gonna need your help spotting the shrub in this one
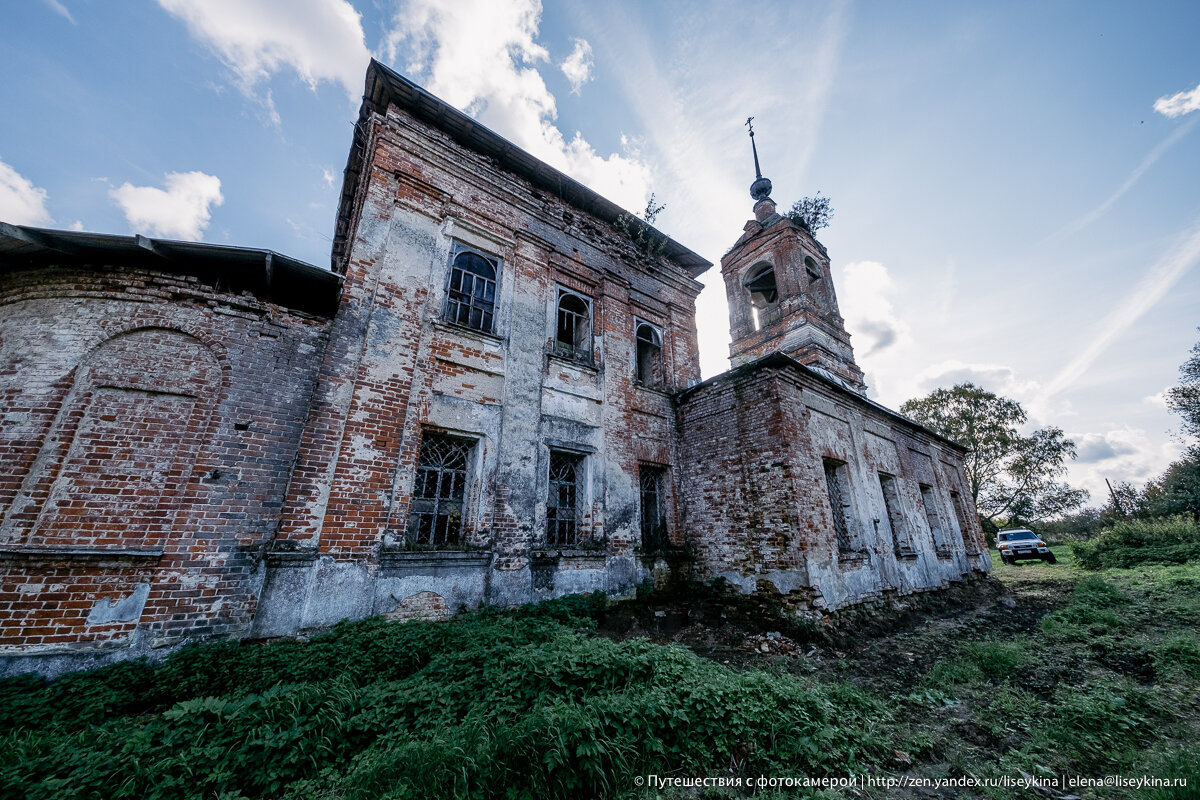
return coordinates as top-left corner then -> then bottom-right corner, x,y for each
1073,516 -> 1200,570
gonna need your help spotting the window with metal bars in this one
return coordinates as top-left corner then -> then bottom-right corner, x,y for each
639,464 -> 668,549
635,320 -> 663,387
555,290 -> 592,362
443,247 -> 498,333
407,432 -> 473,548
823,458 -> 855,552
546,450 -> 582,546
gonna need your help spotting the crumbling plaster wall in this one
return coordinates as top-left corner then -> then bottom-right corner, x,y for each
0,263 -> 331,676
257,104 -> 703,635
677,362 -> 990,612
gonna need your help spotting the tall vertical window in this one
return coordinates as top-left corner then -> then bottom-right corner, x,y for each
639,464 -> 669,549
555,290 -> 592,362
949,490 -> 975,552
635,320 -> 664,387
408,432 -> 473,548
547,450 -> 583,546
878,473 -> 908,555
443,246 -> 498,332
919,483 -> 948,554
823,458 -> 855,552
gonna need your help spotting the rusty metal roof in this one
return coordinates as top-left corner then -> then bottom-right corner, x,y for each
332,60 -> 712,279
0,222 -> 341,316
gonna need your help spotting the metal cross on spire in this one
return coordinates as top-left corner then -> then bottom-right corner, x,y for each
745,117 -> 762,180
746,116 -> 772,202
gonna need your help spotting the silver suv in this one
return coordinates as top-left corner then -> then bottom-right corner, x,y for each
995,528 -> 1056,565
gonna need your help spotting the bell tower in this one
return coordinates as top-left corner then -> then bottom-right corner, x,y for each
722,119 -> 865,393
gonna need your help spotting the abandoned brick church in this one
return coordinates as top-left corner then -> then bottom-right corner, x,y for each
0,60 -> 989,674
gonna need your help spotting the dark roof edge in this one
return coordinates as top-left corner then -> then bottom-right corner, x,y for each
331,59 -> 712,279
0,223 -> 341,317
676,352 -> 970,454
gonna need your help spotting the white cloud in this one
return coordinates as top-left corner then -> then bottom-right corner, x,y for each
1144,389 -> 1169,407
1045,217 -> 1200,397
1074,430 -> 1140,463
560,38 -> 593,94
322,168 -> 336,188
382,0 -> 652,214
41,0 -> 75,24
839,260 -> 910,358
156,0 -> 371,120
68,220 -> 84,232
1154,82 -> 1200,118
1067,428 -> 1184,503
109,171 -> 225,240
0,158 -> 53,226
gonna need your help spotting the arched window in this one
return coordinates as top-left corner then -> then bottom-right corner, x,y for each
443,247 -> 498,332
745,263 -> 778,331
635,320 -> 664,387
555,290 -> 592,362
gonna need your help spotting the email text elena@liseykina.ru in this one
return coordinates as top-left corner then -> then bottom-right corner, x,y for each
632,773 -> 1188,791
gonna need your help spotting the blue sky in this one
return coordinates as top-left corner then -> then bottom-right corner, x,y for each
3,0 -> 1199,507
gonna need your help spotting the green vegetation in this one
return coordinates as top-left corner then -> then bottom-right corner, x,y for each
1073,515 -> 1200,570
2,556 -> 1198,799
900,382 -> 1087,529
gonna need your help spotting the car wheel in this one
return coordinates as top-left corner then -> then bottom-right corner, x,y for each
1001,554 -> 1012,565
1045,553 -> 1057,564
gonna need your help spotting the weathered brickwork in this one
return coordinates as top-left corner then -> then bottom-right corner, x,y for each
254,62 -> 705,634
0,257 -> 336,674
0,60 -> 986,673
677,358 -> 989,611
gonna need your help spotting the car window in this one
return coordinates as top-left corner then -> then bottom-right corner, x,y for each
1007,532 -> 1036,541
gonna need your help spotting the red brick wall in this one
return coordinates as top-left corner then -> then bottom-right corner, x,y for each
0,264 -> 331,656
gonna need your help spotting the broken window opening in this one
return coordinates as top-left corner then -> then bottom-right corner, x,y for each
919,483 -> 949,554
639,464 -> 669,549
745,263 -> 779,332
408,431 -> 473,548
823,458 -> 855,552
547,450 -> 583,547
555,290 -> 592,363
804,256 -> 822,283
635,320 -> 664,387
443,247 -> 498,333
878,473 -> 908,555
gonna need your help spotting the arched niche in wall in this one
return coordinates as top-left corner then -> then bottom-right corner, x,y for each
0,328 -> 223,550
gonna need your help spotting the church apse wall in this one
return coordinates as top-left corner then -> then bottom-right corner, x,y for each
0,246 -> 338,675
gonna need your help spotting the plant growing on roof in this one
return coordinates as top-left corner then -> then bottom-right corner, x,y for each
787,192 -> 834,233
615,193 -> 668,258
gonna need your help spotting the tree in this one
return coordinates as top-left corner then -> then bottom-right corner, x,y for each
1142,446 -> 1200,521
786,193 -> 834,233
1166,329 -> 1200,442
899,382 -> 1088,527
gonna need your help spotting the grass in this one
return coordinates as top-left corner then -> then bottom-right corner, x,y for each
1,551 -> 1197,799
